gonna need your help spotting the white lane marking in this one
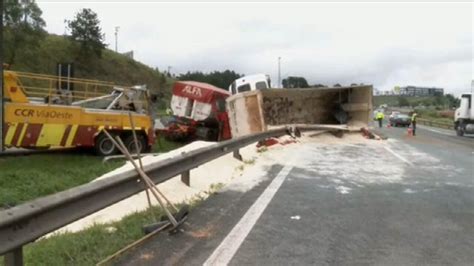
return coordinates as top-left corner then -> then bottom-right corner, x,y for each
384,146 -> 413,166
418,125 -> 454,136
203,165 -> 294,266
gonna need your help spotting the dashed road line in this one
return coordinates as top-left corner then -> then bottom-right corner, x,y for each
203,164 -> 294,266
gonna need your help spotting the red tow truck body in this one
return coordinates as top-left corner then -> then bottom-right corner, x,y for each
163,81 -> 231,141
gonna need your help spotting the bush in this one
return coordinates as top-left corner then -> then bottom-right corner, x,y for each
438,110 -> 454,118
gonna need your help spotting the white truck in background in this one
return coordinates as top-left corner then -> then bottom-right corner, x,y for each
454,92 -> 474,136
228,74 -> 271,94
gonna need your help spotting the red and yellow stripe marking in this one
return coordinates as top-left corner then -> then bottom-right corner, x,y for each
4,123 -> 18,146
65,125 -> 79,147
3,123 -> 149,149
36,124 -> 69,147
20,124 -> 43,147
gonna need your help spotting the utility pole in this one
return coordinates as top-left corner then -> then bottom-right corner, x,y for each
114,26 -> 120,52
278,57 -> 281,88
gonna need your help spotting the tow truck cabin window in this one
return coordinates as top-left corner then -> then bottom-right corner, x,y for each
237,84 -> 251,93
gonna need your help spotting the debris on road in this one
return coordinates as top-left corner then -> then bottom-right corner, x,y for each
47,130 -> 383,236
256,135 -> 298,148
360,127 -> 384,140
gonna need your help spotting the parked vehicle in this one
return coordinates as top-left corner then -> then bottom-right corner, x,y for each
389,114 -> 411,127
2,70 -> 155,155
389,111 -> 400,119
454,92 -> 474,136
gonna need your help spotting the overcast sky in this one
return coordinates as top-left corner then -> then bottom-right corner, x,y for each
37,1 -> 473,94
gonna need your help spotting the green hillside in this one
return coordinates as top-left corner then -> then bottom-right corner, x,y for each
6,34 -> 173,105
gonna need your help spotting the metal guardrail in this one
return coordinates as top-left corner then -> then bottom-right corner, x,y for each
0,127 -> 291,263
417,118 -> 454,130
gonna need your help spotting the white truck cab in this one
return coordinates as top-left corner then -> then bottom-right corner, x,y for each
454,92 -> 474,136
228,74 -> 271,95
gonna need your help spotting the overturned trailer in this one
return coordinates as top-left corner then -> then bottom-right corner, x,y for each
226,85 -> 373,138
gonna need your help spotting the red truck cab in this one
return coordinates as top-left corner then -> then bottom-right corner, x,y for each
166,81 -> 231,141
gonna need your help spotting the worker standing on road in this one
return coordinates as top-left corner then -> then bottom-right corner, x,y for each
376,110 -> 385,128
411,112 -> 417,136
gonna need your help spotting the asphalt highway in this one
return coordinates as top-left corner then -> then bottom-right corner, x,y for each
117,124 -> 473,266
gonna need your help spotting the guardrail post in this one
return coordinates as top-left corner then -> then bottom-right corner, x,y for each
233,149 -> 243,161
181,170 -> 190,187
4,247 -> 23,266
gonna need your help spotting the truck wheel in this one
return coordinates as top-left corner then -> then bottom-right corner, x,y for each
95,133 -> 117,156
124,134 -> 147,154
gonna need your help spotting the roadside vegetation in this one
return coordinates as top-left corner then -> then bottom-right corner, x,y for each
374,94 -> 459,109
1,3 -> 188,208
25,206 -> 164,266
3,1 -> 173,106
0,152 -> 121,208
374,94 -> 459,126
0,136 -> 183,208
0,181 -> 225,266
413,109 -> 454,125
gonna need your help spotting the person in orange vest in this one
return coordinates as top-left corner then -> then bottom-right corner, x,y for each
376,110 -> 385,128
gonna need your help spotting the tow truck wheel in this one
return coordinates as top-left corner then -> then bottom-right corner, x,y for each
124,134 -> 147,154
95,133 -> 117,156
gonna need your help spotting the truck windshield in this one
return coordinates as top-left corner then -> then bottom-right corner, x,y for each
238,84 -> 251,93
255,81 -> 268,90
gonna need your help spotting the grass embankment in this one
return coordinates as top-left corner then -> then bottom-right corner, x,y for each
2,189 -> 214,265
414,108 -> 454,125
24,205 -> 165,266
0,152 -> 121,208
9,34 -> 174,101
0,136 -> 185,265
0,136 -> 183,208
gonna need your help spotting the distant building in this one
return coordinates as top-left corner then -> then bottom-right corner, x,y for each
400,86 -> 444,96
373,89 -> 396,96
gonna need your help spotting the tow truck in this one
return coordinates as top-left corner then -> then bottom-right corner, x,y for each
2,69 -> 155,155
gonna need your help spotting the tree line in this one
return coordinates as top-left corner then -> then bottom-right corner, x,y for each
178,70 -> 242,89
3,1 -> 107,66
